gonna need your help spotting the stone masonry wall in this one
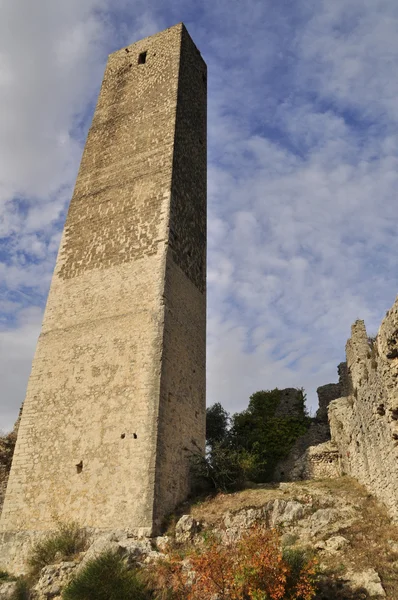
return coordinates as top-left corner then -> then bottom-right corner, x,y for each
274,382 -> 342,481
0,23 -> 206,556
153,26 -> 207,530
329,301 -> 398,520
0,409 -> 22,513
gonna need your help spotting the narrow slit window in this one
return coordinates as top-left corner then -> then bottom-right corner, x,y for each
138,51 -> 147,65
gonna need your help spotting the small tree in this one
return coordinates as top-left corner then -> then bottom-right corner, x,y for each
190,443 -> 248,493
206,403 -> 230,448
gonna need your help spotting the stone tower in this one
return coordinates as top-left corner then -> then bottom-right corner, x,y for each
0,23 -> 206,541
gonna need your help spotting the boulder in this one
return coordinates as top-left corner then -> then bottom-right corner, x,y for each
324,535 -> 350,553
345,568 -> 385,597
0,582 -> 18,600
117,538 -> 153,565
175,515 -> 199,544
155,536 -> 170,552
34,562 -> 77,599
270,500 -> 305,526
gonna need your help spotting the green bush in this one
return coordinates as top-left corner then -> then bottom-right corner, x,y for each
190,443 -> 246,492
231,388 -> 312,481
190,442 -> 265,493
11,578 -> 31,600
0,570 -> 15,582
28,521 -> 87,577
62,551 -> 151,600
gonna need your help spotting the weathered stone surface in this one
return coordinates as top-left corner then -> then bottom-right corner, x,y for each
34,562 -> 77,600
345,568 -> 386,597
117,538 -> 153,565
328,308 -> 398,521
175,515 -> 199,544
0,22 -> 207,573
0,410 -> 21,512
274,381 -> 342,482
154,536 -> 170,552
269,499 -> 305,526
0,582 -> 18,600
289,441 -> 340,481
324,534 -> 350,553
273,389 -> 307,419
0,531 -> 46,576
224,508 -> 265,531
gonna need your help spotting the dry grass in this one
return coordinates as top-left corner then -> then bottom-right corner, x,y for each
325,494 -> 398,599
179,477 -> 398,598
188,477 -> 366,524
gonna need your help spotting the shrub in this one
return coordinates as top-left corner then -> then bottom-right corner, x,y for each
28,521 -> 87,577
150,525 -> 318,600
0,570 -> 15,582
190,443 -> 246,492
11,578 -> 31,600
231,389 -> 312,481
283,547 -> 317,598
62,551 -> 151,600
190,443 -> 265,493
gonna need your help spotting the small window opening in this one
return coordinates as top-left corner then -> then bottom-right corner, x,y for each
76,461 -> 83,474
133,433 -> 138,439
125,48 -> 130,53
138,51 -> 147,65
121,433 -> 126,439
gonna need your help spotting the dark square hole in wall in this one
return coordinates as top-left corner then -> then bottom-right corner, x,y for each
138,51 -> 147,65
76,461 -> 83,474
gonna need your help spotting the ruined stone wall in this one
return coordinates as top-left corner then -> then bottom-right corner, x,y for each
274,382 -> 342,481
273,388 -> 307,419
0,23 -> 206,550
329,304 -> 398,520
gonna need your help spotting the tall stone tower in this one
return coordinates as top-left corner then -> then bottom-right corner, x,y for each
0,23 -> 206,540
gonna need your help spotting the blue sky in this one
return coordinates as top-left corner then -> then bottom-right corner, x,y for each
1,0 -> 398,430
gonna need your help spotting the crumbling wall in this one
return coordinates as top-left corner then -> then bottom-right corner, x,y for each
329,303 -> 398,520
289,441 -> 340,480
272,388 -> 307,419
274,377 -> 343,481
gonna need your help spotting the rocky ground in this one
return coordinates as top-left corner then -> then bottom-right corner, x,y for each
1,477 -> 398,599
